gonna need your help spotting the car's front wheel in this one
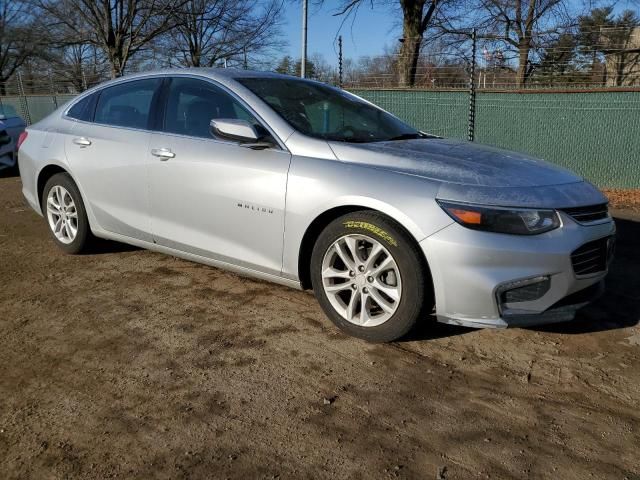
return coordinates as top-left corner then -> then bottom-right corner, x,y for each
311,211 -> 430,342
42,173 -> 93,254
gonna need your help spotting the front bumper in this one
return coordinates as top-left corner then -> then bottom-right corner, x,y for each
0,146 -> 15,171
421,212 -> 615,328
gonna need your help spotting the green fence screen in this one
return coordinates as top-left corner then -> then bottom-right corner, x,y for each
353,90 -> 640,189
2,90 -> 639,188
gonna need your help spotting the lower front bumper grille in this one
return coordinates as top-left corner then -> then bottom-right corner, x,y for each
571,236 -> 614,276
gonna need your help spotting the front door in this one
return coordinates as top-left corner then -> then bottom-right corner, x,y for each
148,77 -> 291,276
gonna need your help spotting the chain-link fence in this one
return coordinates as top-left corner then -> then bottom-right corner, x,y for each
2,26 -> 639,189
354,89 -> 640,189
339,26 -> 640,90
0,71 -> 106,125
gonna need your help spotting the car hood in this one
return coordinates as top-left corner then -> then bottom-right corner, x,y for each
328,137 -> 580,187
328,138 -> 607,208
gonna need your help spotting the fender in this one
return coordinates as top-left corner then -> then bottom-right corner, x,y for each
35,159 -> 103,238
281,155 -> 455,281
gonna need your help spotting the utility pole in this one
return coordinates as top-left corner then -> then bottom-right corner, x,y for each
301,0 -> 308,78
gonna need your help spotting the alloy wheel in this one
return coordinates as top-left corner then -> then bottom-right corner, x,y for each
321,234 -> 402,327
46,185 -> 78,244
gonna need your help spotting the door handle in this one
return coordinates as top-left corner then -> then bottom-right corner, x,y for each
72,137 -> 91,147
151,148 -> 175,160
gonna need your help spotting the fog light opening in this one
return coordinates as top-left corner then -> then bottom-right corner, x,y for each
497,276 -> 551,313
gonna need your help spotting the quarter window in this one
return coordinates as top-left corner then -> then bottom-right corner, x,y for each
66,93 -> 97,122
164,77 -> 259,139
94,79 -> 161,129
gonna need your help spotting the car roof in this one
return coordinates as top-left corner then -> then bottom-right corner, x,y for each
74,68 -> 316,99
114,67 -> 298,82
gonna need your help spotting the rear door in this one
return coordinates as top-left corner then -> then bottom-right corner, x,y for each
147,76 -> 291,276
64,78 -> 162,242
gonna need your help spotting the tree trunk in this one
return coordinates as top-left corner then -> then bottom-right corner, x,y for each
515,40 -> 530,88
615,53 -> 626,86
191,47 -> 201,67
398,1 -> 425,87
109,54 -> 126,79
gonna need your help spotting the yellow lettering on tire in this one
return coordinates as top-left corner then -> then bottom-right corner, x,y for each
343,221 -> 398,247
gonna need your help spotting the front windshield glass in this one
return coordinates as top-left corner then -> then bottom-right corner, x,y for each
237,77 -> 422,143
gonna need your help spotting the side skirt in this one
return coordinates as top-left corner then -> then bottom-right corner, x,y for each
91,229 -> 304,291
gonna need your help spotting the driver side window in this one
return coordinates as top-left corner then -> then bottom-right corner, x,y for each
164,77 -> 259,139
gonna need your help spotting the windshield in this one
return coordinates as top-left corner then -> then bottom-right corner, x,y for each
237,77 -> 422,143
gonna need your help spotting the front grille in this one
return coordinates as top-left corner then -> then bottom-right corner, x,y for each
551,281 -> 604,309
562,203 -> 609,223
571,236 -> 614,276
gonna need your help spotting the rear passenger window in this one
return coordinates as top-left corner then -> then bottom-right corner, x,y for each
66,93 -> 97,121
94,79 -> 160,129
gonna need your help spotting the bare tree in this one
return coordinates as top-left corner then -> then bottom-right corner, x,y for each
160,0 -> 283,68
309,53 -> 337,82
0,0 -> 40,93
49,44 -> 109,91
474,0 -> 573,87
38,0 -> 188,78
331,0 -> 461,87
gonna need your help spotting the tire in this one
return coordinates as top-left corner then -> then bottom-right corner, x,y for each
41,172 -> 93,254
310,210 -> 430,342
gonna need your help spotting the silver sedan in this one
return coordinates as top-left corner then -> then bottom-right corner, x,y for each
17,69 -> 615,342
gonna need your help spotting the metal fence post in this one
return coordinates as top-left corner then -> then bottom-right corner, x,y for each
467,28 -> 477,142
17,72 -> 32,126
338,35 -> 343,88
49,72 -> 58,109
81,67 -> 88,91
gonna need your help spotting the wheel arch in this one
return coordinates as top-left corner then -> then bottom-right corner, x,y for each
297,205 -> 434,303
37,164 -> 70,214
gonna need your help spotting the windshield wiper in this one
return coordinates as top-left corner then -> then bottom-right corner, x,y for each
385,133 -> 425,141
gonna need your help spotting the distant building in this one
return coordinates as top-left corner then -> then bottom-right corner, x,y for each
605,26 -> 640,86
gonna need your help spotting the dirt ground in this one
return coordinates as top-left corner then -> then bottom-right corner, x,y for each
1,174 -> 639,480
602,189 -> 640,212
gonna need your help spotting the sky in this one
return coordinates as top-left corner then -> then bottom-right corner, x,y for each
279,0 -> 639,66
281,1 -> 400,65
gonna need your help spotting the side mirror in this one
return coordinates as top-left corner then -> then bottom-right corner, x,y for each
209,119 -> 274,150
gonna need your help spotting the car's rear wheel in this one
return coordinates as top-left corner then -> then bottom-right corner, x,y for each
42,173 -> 93,254
311,211 -> 430,342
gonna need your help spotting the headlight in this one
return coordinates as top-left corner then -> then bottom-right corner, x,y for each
437,200 -> 560,235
